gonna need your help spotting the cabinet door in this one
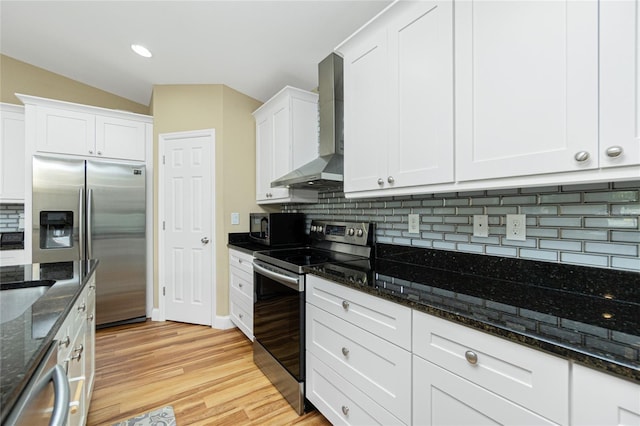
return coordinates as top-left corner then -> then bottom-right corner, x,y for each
342,28 -> 389,193
96,116 -> 145,161
270,100 -> 295,200
571,364 -> 640,426
413,355 -> 559,426
600,0 -> 640,168
84,278 -> 96,408
36,107 -> 95,156
0,108 -> 25,201
387,0 -> 454,188
255,112 -> 289,202
455,0 -> 598,181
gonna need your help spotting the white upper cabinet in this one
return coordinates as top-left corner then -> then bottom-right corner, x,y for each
599,0 -> 640,168
253,86 -> 319,204
0,103 -> 25,201
339,0 -> 638,198
95,116 -> 146,161
340,0 -> 454,194
455,0 -> 599,181
18,94 -> 150,162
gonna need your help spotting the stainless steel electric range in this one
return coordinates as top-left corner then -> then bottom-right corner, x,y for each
252,219 -> 374,415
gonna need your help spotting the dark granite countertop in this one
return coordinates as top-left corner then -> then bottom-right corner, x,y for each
304,244 -> 640,383
0,259 -> 99,423
228,232 -> 302,256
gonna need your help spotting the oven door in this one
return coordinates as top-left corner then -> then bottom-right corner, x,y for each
252,259 -> 304,381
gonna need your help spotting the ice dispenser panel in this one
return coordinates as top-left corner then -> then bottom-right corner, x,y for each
39,211 -> 73,249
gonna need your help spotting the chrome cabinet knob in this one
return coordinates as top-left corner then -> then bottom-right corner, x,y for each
78,303 -> 86,312
387,176 -> 395,184
97,151 -> 103,156
341,406 -> 349,416
342,347 -> 349,356
239,283 -> 243,288
342,300 -> 349,310
201,237 -> 210,244
377,178 -> 384,186
574,151 -> 590,162
606,146 -> 623,158
465,350 -> 478,365
59,336 -> 70,348
239,313 -> 244,319
89,150 -> 94,154
88,314 -> 94,322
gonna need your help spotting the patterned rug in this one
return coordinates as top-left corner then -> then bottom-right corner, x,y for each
112,405 -> 177,426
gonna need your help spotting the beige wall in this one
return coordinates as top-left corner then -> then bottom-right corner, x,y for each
151,84 -> 262,316
0,55 -> 149,114
3,54 -> 263,321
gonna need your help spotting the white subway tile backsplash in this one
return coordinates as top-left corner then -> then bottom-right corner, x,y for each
560,252 -> 609,267
284,181 -> 640,272
585,242 -> 638,257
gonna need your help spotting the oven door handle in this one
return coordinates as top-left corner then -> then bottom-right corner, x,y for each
252,261 -> 302,291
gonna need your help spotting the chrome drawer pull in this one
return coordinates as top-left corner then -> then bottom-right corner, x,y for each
465,350 -> 478,365
342,406 -> 349,416
342,300 -> 349,311
341,347 -> 349,357
574,151 -> 590,162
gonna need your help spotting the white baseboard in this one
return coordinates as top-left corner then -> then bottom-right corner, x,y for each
213,315 -> 235,330
151,308 -> 164,322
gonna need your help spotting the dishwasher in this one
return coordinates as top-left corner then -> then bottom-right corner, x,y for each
4,341 -> 70,426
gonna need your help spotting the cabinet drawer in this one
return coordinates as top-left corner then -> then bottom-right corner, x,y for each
306,275 -> 411,349
307,351 -> 406,426
230,266 -> 253,301
229,249 -> 254,275
413,311 -> 568,425
307,304 -> 411,424
413,355 -> 559,426
230,288 -> 253,341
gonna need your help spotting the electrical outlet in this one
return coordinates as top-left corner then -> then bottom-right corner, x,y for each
473,215 -> 489,237
408,214 -> 420,234
231,212 -> 240,225
506,214 -> 526,241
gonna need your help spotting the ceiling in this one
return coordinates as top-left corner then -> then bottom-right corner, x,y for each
0,1 -> 392,106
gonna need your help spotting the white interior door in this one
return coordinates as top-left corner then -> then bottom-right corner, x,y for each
160,129 -> 214,326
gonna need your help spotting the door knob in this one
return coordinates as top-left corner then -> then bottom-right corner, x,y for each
201,237 -> 210,244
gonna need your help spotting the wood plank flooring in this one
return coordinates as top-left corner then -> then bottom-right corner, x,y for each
87,320 -> 331,425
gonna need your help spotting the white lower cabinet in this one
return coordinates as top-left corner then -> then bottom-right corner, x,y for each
413,355 -> 559,426
55,272 -> 96,426
228,248 -> 254,341
306,276 -> 636,426
306,275 -> 412,425
412,311 -> 569,425
571,364 -> 640,426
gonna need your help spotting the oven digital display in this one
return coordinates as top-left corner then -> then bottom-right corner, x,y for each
325,224 -> 346,236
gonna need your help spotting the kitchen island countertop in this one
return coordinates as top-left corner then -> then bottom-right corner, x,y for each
0,259 -> 99,423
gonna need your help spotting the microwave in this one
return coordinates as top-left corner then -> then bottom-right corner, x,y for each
249,213 -> 306,246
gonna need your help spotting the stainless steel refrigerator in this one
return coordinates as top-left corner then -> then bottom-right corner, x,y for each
32,155 -> 146,327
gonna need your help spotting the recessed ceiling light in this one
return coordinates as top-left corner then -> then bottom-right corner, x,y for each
131,44 -> 152,58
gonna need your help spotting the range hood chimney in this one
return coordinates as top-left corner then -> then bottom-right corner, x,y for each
271,53 -> 344,190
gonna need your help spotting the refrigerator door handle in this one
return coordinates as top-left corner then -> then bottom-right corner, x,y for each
87,188 -> 93,259
78,188 -> 85,260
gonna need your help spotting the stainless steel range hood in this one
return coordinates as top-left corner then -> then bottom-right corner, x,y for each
271,53 -> 344,190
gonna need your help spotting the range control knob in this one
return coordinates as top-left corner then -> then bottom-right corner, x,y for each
348,228 -> 355,236
311,225 -> 317,232
356,229 -> 364,237
317,226 -> 323,233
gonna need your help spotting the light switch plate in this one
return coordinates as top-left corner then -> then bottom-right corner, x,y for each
473,215 -> 489,237
231,212 -> 240,225
408,214 -> 420,234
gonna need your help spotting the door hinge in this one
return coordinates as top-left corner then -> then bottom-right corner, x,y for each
162,221 -> 165,230
163,286 -> 166,296
162,155 -> 165,165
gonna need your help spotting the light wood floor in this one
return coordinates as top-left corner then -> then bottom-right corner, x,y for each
87,320 -> 331,425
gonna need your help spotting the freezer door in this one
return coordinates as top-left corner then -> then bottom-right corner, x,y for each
32,156 -> 84,263
87,160 -> 146,326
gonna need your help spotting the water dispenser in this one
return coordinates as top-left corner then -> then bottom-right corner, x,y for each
39,211 -> 74,249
